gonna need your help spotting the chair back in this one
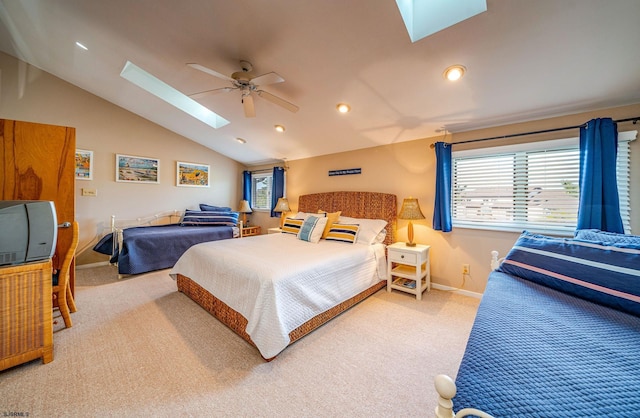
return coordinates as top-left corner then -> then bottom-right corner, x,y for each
57,221 -> 79,289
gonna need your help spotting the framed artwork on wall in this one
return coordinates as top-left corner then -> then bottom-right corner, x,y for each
177,161 -> 210,187
116,154 -> 160,184
75,149 -> 93,180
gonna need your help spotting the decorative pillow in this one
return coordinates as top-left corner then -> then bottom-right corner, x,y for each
325,224 -> 359,244
498,231 -> 640,317
281,218 -> 304,235
575,229 -> 640,245
199,204 -> 232,212
297,216 -> 328,243
338,216 -> 387,245
181,210 -> 239,226
318,210 -> 341,238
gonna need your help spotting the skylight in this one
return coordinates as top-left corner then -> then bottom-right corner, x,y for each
120,61 -> 230,129
395,0 -> 487,43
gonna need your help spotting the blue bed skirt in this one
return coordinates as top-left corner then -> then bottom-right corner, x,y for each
94,224 -> 234,275
454,271 -> 640,417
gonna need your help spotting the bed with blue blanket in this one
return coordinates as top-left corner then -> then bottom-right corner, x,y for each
435,229 -> 640,418
93,208 -> 239,275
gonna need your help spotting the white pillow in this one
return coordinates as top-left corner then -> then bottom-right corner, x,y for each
292,211 -> 321,220
297,216 -> 328,243
338,216 -> 387,245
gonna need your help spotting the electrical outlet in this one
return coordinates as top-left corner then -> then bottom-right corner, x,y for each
462,264 -> 470,275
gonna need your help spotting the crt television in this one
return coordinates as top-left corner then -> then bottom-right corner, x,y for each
0,200 -> 58,266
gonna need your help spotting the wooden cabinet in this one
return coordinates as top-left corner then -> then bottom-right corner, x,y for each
0,260 -> 54,370
0,119 -> 76,293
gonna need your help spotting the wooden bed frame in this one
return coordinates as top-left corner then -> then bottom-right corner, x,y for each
176,191 -> 397,360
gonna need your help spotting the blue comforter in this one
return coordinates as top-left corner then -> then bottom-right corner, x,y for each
454,271 -> 640,417
94,224 -> 234,275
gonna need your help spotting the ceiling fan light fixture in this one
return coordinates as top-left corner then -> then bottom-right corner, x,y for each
336,103 -> 351,113
443,65 -> 466,81
235,137 -> 247,144
274,125 -> 286,133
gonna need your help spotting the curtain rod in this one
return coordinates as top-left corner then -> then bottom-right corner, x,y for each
429,116 -> 640,149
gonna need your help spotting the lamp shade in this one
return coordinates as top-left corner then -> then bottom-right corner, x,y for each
274,197 -> 290,213
398,197 -> 425,220
238,200 -> 252,213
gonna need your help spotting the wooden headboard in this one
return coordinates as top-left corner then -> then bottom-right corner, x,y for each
298,191 -> 397,246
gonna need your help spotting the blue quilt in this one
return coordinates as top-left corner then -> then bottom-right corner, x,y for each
454,271 -> 640,417
93,224 -> 234,275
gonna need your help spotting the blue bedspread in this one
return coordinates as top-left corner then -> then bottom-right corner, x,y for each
93,224 -> 234,275
454,271 -> 640,417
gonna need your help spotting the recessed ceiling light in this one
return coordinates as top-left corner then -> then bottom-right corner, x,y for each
235,137 -> 246,144
75,41 -> 88,50
336,103 -> 351,113
274,125 -> 285,133
443,65 -> 466,81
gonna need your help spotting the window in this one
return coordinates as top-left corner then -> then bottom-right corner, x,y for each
452,131 -> 635,235
250,172 -> 273,211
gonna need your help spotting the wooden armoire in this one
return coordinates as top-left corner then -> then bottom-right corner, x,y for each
0,118 -> 76,293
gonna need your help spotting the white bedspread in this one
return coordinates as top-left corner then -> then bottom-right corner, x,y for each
170,233 -> 386,358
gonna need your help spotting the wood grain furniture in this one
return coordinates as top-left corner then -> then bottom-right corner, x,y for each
387,242 -> 430,300
0,260 -> 54,371
174,191 -> 396,360
0,118 -> 76,294
241,225 -> 261,237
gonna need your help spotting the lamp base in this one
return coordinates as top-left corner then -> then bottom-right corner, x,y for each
405,241 -> 417,247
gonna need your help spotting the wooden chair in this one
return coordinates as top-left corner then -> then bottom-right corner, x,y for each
52,221 -> 79,328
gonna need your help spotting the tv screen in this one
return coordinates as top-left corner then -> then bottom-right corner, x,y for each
0,200 -> 57,266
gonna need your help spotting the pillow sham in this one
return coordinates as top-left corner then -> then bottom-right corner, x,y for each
338,216 -> 387,245
297,216 -> 328,243
575,229 -> 640,245
325,224 -> 359,244
318,210 -> 341,238
498,230 -> 640,317
199,204 -> 232,212
181,210 -> 239,226
281,218 -> 304,235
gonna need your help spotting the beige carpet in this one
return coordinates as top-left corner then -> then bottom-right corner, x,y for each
0,265 -> 480,417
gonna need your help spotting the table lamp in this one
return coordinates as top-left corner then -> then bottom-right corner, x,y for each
238,200 -> 252,226
274,197 -> 290,228
398,196 -> 425,247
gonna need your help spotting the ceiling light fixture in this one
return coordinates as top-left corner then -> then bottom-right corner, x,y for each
336,103 -> 351,113
75,41 -> 88,50
235,137 -> 246,144
443,65 -> 466,81
274,125 -> 285,133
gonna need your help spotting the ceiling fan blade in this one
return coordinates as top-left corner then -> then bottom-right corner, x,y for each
251,72 -> 284,86
242,94 -> 256,118
257,90 -> 299,113
189,86 -> 237,99
187,63 -> 235,82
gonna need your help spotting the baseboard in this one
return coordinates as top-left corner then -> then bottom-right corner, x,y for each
431,283 -> 483,299
76,261 -> 111,270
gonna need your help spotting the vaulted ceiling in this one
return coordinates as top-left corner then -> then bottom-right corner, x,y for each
1,0 -> 639,165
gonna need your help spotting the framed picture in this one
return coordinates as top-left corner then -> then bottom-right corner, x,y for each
75,149 -> 93,180
177,161 -> 210,187
116,154 -> 159,184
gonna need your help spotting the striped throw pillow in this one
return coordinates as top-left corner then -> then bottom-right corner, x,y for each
498,231 -> 640,317
181,210 -> 239,226
297,216 -> 328,243
282,218 -> 304,235
325,224 -> 359,244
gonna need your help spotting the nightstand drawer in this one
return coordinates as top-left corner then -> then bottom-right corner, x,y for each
388,250 -> 417,264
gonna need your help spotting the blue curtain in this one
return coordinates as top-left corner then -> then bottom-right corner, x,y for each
270,167 -> 285,217
433,141 -> 452,232
577,118 -> 624,233
242,170 -> 251,205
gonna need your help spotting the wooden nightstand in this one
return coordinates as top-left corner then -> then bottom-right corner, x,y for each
387,242 -> 430,300
267,227 -> 282,234
241,226 -> 261,237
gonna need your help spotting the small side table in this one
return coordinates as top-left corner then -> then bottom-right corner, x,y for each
387,242 -> 430,300
268,227 -> 282,234
241,226 -> 261,237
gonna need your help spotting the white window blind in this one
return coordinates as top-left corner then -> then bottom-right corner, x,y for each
250,172 -> 273,211
452,131 -> 636,235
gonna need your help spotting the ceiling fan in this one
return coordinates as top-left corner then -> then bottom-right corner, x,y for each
187,60 -> 299,118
